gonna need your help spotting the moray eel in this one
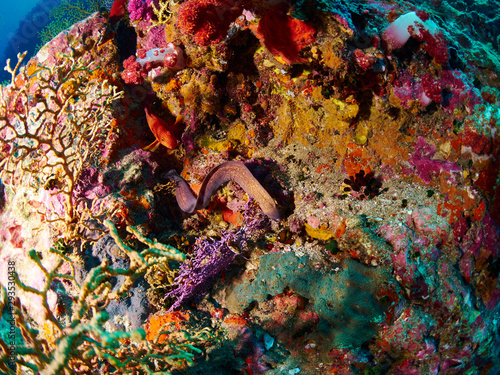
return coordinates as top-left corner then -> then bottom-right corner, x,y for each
165,161 -> 280,221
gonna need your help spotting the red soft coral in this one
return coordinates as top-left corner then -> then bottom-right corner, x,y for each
421,73 -> 442,103
121,56 -> 146,85
252,10 -> 316,65
177,0 -> 246,46
409,24 -> 449,64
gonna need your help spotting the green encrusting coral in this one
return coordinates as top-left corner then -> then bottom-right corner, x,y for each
225,251 -> 391,348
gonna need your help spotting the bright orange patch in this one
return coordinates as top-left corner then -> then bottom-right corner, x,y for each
315,164 -> 331,174
224,314 -> 248,326
222,208 -> 244,227
334,220 -> 346,238
145,311 -> 189,343
120,189 -> 151,210
251,10 -> 316,64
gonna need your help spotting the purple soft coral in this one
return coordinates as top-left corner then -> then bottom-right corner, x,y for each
407,137 -> 460,183
128,0 -> 159,21
166,231 -> 238,311
166,200 -> 270,310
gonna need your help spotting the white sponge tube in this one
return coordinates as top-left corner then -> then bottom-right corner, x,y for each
136,43 -> 185,69
382,12 -> 438,51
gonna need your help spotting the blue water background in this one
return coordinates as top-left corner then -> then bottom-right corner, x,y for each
0,0 -> 43,60
0,0 -> 62,81
0,0 -> 114,82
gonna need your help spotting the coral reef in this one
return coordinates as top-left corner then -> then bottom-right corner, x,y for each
167,199 -> 270,310
251,10 -> 316,65
38,0 -> 113,47
176,0 -> 247,46
224,251 -> 390,349
1,0 -> 500,373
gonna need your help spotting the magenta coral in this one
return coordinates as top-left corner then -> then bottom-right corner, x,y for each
439,70 -> 480,112
74,167 -> 111,201
392,73 -> 419,108
166,231 -> 238,310
393,68 -> 477,110
392,76 -> 433,108
136,24 -> 166,51
407,137 -> 460,184
421,73 -> 442,103
167,200 -> 270,310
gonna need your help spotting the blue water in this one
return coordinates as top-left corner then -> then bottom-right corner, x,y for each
0,0 -> 62,81
0,1 -> 42,59
0,0 -> 114,82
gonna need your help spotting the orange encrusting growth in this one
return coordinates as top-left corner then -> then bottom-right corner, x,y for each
145,311 -> 190,344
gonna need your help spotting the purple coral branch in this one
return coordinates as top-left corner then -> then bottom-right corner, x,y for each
166,199 -> 270,310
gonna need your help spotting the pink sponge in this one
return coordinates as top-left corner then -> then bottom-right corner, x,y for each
382,11 -> 438,51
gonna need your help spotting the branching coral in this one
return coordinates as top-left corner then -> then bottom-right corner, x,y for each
0,221 -> 218,374
151,0 -> 179,25
0,52 -> 123,240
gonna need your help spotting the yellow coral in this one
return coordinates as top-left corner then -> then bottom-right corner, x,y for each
198,135 -> 233,152
305,223 -> 335,240
227,121 -> 248,145
151,0 -> 179,25
271,86 -> 359,150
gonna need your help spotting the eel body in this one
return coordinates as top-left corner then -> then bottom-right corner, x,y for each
165,161 -> 280,221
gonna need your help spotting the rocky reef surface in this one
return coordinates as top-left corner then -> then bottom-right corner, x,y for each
0,0 -> 499,373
